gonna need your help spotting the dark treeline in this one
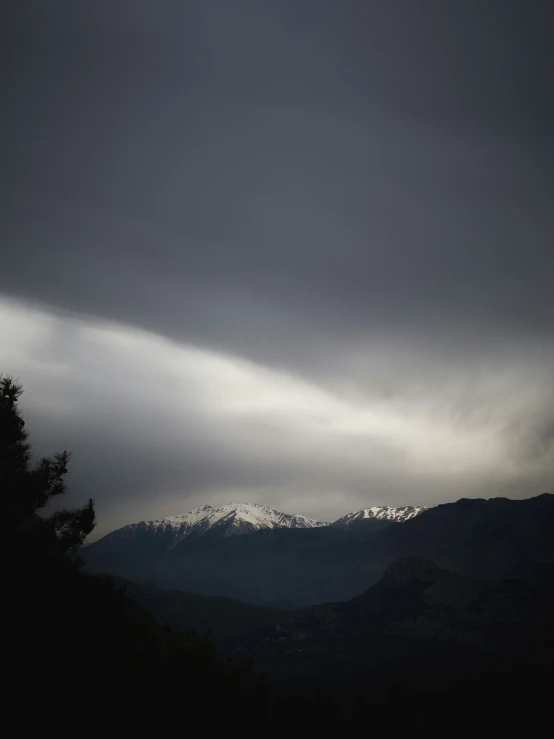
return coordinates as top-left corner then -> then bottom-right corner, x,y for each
2,375 -> 554,733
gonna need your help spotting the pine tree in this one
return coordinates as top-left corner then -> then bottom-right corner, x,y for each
0,374 -> 95,555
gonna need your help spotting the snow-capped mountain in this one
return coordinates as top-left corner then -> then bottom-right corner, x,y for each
84,500 -> 428,606
111,502 -> 329,548
332,505 -> 426,527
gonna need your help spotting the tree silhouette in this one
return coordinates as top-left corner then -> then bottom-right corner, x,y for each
0,374 -> 95,555
2,374 -> 269,730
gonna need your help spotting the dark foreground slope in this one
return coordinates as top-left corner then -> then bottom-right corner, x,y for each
10,551 -> 554,734
5,557 -> 268,731
10,540 -> 554,733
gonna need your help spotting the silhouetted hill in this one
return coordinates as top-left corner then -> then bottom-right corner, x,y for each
360,493 -> 554,584
241,555 -> 554,733
250,555 -> 554,675
114,577 -> 287,651
7,559 -> 268,731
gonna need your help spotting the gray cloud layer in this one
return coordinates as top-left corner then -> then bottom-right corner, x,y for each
2,2 -> 553,536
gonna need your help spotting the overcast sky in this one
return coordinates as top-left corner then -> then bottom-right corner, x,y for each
2,1 -> 553,538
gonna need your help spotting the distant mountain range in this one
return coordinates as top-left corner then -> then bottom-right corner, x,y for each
84,501 -> 401,607
83,495 -> 554,609
89,500 -> 426,548
80,494 -> 554,732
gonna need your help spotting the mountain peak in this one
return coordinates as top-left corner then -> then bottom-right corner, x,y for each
124,501 -> 330,544
332,505 -> 426,527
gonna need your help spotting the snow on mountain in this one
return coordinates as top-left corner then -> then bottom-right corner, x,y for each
117,502 -> 329,547
93,502 -> 427,555
332,505 -> 426,527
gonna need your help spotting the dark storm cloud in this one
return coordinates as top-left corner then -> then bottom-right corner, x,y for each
1,2 -> 553,532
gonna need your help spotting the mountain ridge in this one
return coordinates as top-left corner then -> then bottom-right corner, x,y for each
247,553 -> 554,677
107,501 -> 330,549
360,492 -> 554,582
83,493 -> 554,608
332,505 -> 427,527
83,501 -> 399,607
94,501 -> 426,546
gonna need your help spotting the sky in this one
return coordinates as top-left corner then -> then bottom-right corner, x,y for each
2,1 -> 553,539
